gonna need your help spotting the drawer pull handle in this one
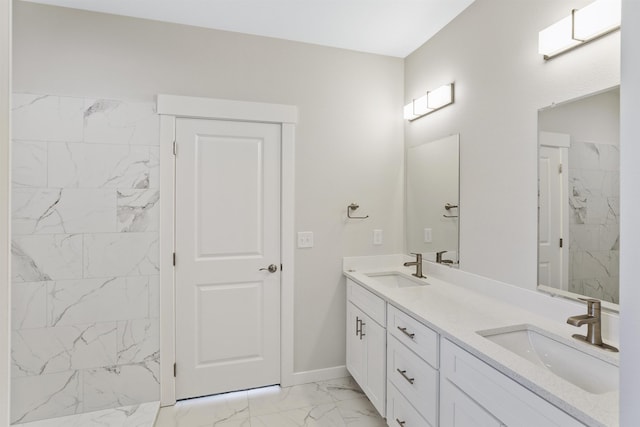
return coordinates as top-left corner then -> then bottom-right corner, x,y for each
397,326 -> 415,339
397,369 -> 415,384
355,317 -> 366,340
396,419 -> 406,426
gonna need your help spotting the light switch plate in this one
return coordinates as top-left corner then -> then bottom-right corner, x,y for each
297,231 -> 314,248
373,229 -> 383,245
424,228 -> 432,243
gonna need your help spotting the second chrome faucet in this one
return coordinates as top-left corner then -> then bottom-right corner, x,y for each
404,253 -> 426,278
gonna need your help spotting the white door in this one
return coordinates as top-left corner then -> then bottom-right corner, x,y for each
175,118 -> 281,400
538,135 -> 569,289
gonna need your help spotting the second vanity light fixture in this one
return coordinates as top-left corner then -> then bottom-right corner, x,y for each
538,0 -> 621,60
404,83 -> 455,121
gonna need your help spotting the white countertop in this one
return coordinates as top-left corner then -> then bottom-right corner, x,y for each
344,265 -> 619,427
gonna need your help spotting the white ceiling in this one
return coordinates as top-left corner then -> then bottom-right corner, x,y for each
21,0 -> 475,58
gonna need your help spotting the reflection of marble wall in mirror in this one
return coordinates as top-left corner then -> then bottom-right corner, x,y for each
406,134 -> 459,264
538,87 -> 620,304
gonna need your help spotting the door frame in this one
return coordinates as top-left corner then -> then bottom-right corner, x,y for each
157,94 -> 297,406
1,0 -> 11,422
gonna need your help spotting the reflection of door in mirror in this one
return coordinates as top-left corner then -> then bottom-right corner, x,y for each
538,87 -> 620,305
539,135 -> 569,290
406,134 -> 459,265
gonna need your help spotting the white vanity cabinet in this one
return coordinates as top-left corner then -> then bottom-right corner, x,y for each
346,280 -> 386,416
440,339 -> 586,427
386,305 -> 439,427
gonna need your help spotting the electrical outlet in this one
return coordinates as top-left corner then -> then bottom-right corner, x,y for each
297,231 -> 314,248
424,228 -> 432,243
373,229 -> 383,245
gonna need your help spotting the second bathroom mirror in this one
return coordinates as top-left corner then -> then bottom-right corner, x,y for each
406,134 -> 460,265
538,87 -> 620,307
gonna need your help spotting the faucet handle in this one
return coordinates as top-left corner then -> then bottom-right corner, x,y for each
578,297 -> 601,313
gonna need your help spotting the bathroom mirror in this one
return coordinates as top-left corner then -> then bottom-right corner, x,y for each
406,134 -> 460,264
537,87 -> 620,307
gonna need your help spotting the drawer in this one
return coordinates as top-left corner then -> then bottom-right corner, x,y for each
387,382 -> 433,427
441,339 -> 585,427
388,334 -> 438,425
440,379 -> 502,427
347,279 -> 386,326
388,304 -> 439,368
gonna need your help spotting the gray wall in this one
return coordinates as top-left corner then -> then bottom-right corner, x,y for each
620,1 -> 640,424
12,1 -> 405,375
404,0 -> 620,289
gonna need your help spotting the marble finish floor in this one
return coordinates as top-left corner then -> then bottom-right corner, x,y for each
16,402 -> 160,427
154,377 -> 387,427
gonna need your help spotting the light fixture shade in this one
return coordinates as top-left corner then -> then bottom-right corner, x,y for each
573,0 -> 621,41
413,94 -> 432,116
538,0 -> 620,60
403,103 -> 418,120
538,15 -> 580,58
427,84 -> 453,109
404,82 -> 455,122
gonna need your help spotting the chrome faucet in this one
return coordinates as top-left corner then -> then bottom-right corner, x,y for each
404,253 -> 426,278
567,298 -> 618,352
436,250 -> 447,263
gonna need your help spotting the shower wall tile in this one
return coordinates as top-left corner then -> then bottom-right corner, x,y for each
11,370 -> 83,424
12,323 -> 117,378
12,234 -> 83,283
83,233 -> 159,278
11,93 -> 161,423
569,224 -> 599,252
12,282 -> 48,330
116,318 -> 159,364
12,94 -> 85,142
148,275 -> 159,319
48,143 -> 152,189
149,147 -> 160,188
83,359 -> 160,412
12,141 -> 48,188
568,140 -> 620,304
48,277 -> 150,327
117,189 -> 160,232
83,100 -> 159,146
12,188 -> 117,235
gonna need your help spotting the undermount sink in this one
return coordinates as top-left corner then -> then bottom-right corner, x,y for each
477,325 -> 618,394
365,272 -> 428,289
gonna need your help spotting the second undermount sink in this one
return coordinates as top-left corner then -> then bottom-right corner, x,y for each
477,325 -> 618,394
365,272 -> 428,289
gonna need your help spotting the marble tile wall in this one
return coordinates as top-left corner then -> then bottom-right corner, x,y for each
567,141 -> 620,303
10,94 -> 160,424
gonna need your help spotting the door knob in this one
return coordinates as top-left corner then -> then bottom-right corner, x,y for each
259,264 -> 278,273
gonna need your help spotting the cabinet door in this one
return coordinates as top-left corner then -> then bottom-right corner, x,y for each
346,302 -> 366,387
363,314 -> 386,416
440,379 -> 503,427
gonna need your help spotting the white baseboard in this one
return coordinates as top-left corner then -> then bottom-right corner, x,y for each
286,365 -> 349,386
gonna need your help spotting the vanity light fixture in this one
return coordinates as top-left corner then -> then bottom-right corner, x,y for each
403,83 -> 454,121
538,0 -> 621,60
